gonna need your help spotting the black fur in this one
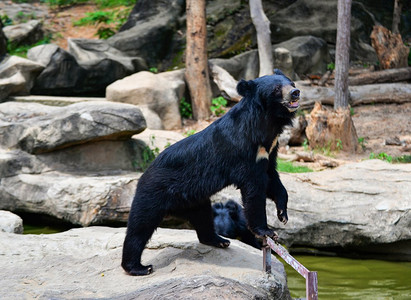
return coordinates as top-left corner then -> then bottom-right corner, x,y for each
122,71 -> 297,276
213,200 -> 261,249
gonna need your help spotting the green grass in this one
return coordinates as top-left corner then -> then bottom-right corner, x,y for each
179,97 -> 193,119
277,158 -> 313,173
40,0 -> 134,8
7,34 -> 52,58
73,8 -> 131,39
369,152 -> 411,164
210,96 -> 227,117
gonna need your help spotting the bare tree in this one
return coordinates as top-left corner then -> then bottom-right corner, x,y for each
250,0 -> 273,77
334,0 -> 352,110
0,19 -> 7,59
185,0 -> 212,120
392,0 -> 403,34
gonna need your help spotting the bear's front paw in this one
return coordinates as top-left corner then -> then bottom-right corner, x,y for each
277,209 -> 288,225
253,228 -> 279,241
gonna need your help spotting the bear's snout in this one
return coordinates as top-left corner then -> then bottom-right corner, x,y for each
290,88 -> 300,100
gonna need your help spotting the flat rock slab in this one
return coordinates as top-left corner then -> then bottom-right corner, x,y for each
214,160 -> 411,258
0,101 -> 146,154
0,227 -> 291,299
0,172 -> 140,226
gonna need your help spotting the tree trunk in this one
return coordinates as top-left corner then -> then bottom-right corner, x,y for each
0,19 -> 7,59
348,67 -> 411,85
334,0 -> 352,110
185,0 -> 212,120
250,0 -> 273,77
296,83 -> 411,109
392,0 -> 402,34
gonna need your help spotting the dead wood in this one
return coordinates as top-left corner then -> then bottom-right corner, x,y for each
297,82 -> 411,109
348,67 -> 411,85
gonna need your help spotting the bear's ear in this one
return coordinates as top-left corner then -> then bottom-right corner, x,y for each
236,79 -> 256,97
274,69 -> 285,76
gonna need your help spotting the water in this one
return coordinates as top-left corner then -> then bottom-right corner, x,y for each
281,255 -> 411,300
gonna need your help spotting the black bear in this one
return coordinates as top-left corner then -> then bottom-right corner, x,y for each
213,200 -> 261,249
122,69 -> 300,276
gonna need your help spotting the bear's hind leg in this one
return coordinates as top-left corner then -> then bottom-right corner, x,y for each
187,201 -> 230,248
122,208 -> 165,276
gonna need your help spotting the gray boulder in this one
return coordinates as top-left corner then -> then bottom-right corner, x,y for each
0,101 -> 146,154
0,2 -> 48,21
0,210 -> 23,233
3,19 -> 43,46
210,50 -> 259,81
28,44 -> 88,96
0,172 -> 139,226
273,36 -> 331,76
68,38 -> 147,77
106,70 -> 185,130
269,0 -> 378,63
273,47 -> 296,80
0,55 -> 44,101
213,160 -> 411,259
28,42 -> 146,97
108,0 -> 185,67
210,36 -> 330,80
0,148 -> 46,178
0,227 -> 291,299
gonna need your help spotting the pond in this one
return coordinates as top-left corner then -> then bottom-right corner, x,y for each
281,254 -> 411,300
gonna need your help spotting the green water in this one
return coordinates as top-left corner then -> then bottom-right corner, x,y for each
281,255 -> 411,300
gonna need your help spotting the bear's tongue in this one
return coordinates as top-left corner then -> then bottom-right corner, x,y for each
289,101 -> 299,108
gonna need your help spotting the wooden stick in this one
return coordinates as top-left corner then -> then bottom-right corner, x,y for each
264,237 -> 318,300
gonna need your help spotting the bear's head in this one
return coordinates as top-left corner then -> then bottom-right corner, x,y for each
236,69 -> 300,116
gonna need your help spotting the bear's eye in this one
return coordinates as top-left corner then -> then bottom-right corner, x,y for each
273,85 -> 282,96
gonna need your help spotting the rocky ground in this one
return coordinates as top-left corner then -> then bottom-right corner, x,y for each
0,227 -> 291,299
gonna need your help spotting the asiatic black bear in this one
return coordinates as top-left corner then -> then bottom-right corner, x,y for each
122,69 -> 300,275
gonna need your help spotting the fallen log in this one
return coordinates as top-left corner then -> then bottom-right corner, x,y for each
348,67 -> 411,85
296,82 -> 411,109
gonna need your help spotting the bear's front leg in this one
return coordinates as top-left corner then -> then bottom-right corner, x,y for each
240,182 -> 278,241
266,175 -> 288,225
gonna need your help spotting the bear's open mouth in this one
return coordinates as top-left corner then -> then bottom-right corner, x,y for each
283,100 -> 299,112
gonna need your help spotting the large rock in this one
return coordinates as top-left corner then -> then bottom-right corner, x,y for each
0,227 -> 291,299
210,50 -> 259,81
269,0 -> 378,63
3,19 -> 43,46
68,38 -> 147,78
213,160 -> 411,259
28,42 -> 146,97
0,101 -> 146,154
211,36 -> 330,80
106,70 -> 185,130
108,0 -> 185,67
0,1 -> 48,21
28,44 -> 88,95
0,210 -> 23,233
0,55 -> 44,101
0,172 -> 139,226
273,36 -> 331,76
